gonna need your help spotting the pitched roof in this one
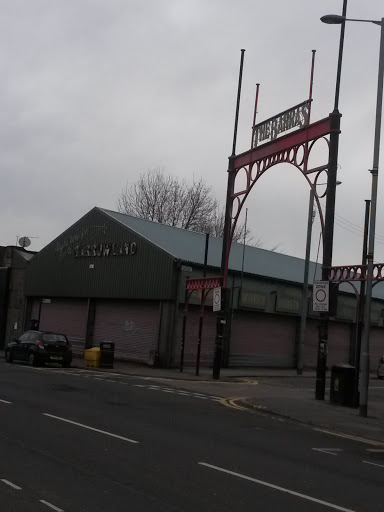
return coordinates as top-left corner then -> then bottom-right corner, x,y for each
100,208 -> 322,285
99,208 -> 384,300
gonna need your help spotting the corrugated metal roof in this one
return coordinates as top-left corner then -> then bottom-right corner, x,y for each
100,208 -> 321,284
99,208 -> 384,300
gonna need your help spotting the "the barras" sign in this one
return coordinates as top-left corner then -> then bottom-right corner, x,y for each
253,100 -> 310,147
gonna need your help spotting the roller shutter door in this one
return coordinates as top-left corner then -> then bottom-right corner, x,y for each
93,300 -> 160,363
229,311 -> 296,367
174,305 -> 217,367
39,298 -> 88,353
304,319 -> 351,369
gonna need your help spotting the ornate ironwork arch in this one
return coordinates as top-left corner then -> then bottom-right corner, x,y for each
222,116 -> 337,284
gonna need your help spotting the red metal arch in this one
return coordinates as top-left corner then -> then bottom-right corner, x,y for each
222,116 -> 336,283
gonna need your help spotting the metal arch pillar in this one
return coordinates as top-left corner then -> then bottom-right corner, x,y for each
212,116 -> 336,378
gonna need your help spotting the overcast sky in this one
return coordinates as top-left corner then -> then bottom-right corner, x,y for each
1,0 -> 384,267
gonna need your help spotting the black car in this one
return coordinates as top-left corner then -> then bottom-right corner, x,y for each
5,330 -> 72,367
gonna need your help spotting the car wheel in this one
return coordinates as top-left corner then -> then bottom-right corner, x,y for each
378,375 -> 384,380
5,350 -> 13,363
62,361 -> 71,368
28,353 -> 37,367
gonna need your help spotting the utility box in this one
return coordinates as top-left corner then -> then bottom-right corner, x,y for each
330,364 -> 358,407
84,347 -> 101,368
100,342 -> 115,369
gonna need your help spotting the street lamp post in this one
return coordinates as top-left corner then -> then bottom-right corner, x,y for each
321,14 -> 384,416
315,0 -> 348,400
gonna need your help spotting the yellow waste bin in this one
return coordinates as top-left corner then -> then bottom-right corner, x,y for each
84,347 -> 101,368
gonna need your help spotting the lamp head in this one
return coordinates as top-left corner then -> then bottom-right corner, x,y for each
320,14 -> 345,25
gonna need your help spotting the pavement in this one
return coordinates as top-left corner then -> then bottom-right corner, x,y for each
70,354 -> 384,446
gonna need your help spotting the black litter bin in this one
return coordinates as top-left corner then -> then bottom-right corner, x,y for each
100,342 -> 115,369
330,364 -> 358,407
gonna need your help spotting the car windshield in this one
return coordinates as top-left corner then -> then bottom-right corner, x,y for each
42,334 -> 67,343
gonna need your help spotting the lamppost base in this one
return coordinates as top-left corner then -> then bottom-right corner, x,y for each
359,404 -> 368,417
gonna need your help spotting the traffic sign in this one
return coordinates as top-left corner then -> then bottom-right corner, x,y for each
213,287 -> 221,312
313,281 -> 329,312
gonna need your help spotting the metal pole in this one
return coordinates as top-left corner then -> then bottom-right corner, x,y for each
213,49 -> 245,380
240,208 -> 248,295
195,299 -> 204,376
251,84 -> 260,147
231,49 -> 246,157
297,50 -> 316,375
360,18 -> 384,417
297,188 -> 315,375
315,1 -> 347,400
179,285 -> 189,372
196,234 -> 210,376
353,200 -> 370,404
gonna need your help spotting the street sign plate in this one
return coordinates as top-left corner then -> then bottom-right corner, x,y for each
213,287 -> 221,312
313,281 -> 329,312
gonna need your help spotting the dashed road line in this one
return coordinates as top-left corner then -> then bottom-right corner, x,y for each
312,448 -> 342,456
1,479 -> 22,490
198,462 -> 357,512
362,460 -> 384,469
43,413 -> 139,444
0,399 -> 12,404
133,384 -> 221,402
39,500 -> 64,511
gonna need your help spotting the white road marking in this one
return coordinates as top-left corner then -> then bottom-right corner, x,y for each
366,448 -> 384,452
133,384 -> 219,402
313,428 -> 384,447
312,448 -> 343,456
39,500 -> 64,511
0,399 -> 12,404
43,413 -> 139,444
363,460 -> 384,468
1,479 -> 22,490
199,462 -> 357,512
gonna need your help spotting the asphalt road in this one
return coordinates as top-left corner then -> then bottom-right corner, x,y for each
0,360 -> 383,512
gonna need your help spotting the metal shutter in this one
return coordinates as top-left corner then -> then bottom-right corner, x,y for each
229,311 -> 296,367
93,300 -> 160,364
174,305 -> 217,368
304,319 -> 352,369
39,299 -> 88,353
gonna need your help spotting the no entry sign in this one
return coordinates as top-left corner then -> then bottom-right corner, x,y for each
313,281 -> 329,312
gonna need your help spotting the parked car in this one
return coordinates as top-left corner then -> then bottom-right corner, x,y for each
5,330 -> 72,368
377,356 -> 384,379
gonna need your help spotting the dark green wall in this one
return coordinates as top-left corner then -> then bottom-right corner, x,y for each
26,208 -> 177,300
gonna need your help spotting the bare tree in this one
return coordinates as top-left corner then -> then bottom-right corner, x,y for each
194,207 -> 255,244
117,168 -> 257,244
